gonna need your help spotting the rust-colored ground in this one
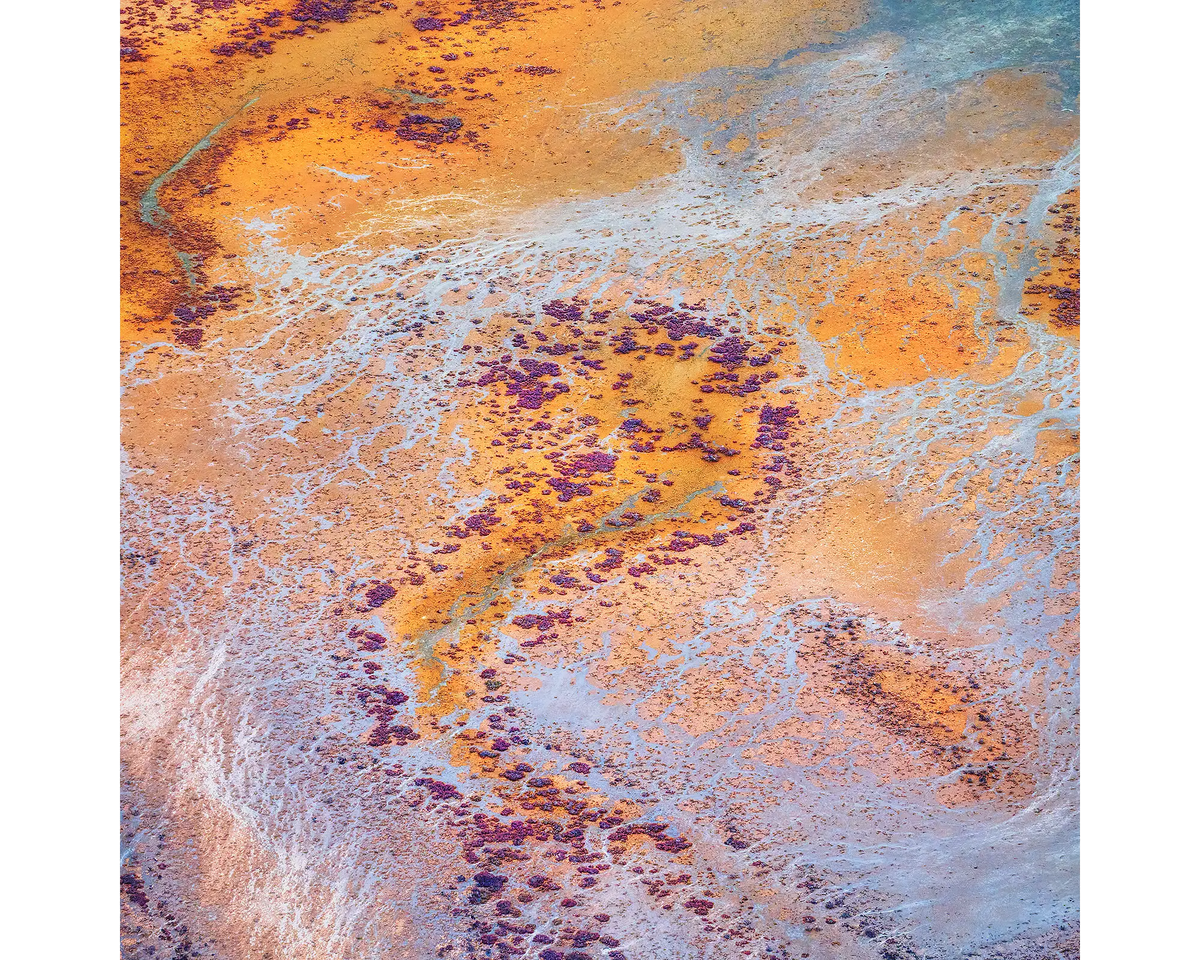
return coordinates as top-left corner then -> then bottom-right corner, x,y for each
121,2 -> 1080,959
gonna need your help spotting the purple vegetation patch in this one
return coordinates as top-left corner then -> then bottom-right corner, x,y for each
364,581 -> 397,608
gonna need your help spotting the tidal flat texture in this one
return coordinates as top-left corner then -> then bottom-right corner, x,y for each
120,2 -> 1080,958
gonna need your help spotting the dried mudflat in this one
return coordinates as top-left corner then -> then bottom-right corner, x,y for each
121,2 -> 1080,959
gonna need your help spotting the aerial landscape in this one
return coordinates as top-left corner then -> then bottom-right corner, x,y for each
119,1 -> 1080,958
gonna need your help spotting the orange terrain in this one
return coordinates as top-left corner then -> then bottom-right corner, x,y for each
120,2 -> 1080,959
